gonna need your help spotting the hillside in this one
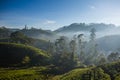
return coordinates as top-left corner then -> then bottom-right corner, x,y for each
0,26 -> 58,41
96,35 -> 120,52
99,61 -> 120,80
0,37 -> 52,51
0,27 -> 12,38
0,67 -> 53,80
0,61 -> 119,80
52,61 -> 120,80
20,28 -> 58,41
0,42 -> 49,67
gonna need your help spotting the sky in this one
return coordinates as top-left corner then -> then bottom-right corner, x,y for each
0,0 -> 120,30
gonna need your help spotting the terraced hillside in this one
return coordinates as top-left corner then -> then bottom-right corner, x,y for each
0,42 -> 49,67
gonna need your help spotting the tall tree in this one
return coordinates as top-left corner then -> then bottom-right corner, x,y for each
85,28 -> 99,65
77,34 -> 85,63
54,36 -> 68,54
69,39 -> 76,61
52,36 -> 76,72
90,28 -> 96,41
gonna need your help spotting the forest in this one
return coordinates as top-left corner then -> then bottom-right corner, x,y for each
0,24 -> 120,80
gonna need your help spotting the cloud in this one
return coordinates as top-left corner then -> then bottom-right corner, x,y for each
90,6 -> 96,9
44,20 -> 56,24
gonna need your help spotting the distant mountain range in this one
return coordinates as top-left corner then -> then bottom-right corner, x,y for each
1,23 -> 120,54
54,23 -> 116,33
54,23 -> 120,53
0,27 -> 58,41
1,23 -> 120,41
20,28 -> 57,41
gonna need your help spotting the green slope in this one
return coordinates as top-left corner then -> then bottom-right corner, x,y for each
0,67 -> 53,80
99,61 -> 120,80
52,61 -> 120,80
0,42 -> 49,67
52,68 -> 111,80
0,56 -> 119,80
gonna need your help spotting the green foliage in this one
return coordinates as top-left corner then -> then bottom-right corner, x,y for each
0,67 -> 53,80
52,53 -> 76,74
90,68 -> 111,80
22,56 -> 30,64
0,57 -> 119,80
53,61 -> 120,80
52,67 -> 111,80
51,36 -> 77,73
52,68 -> 89,80
0,42 -> 49,67
114,74 -> 120,80
32,38 -> 53,51
99,61 -> 120,80
0,36 -> 52,52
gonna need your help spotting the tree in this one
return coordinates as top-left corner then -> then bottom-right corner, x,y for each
97,53 -> 107,65
85,28 -> 99,65
52,36 -> 76,72
52,36 -> 69,65
54,36 -> 68,54
69,39 -> 76,61
77,34 -> 85,63
107,52 -> 120,62
90,28 -> 96,41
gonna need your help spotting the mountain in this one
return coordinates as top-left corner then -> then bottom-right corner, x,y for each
0,27 -> 12,38
0,26 -> 58,41
96,35 -> 120,52
20,28 -> 58,41
54,23 -> 115,33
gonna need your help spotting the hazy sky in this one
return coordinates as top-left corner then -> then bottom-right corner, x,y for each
0,0 -> 120,30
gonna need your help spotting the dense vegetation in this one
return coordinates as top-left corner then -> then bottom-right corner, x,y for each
0,25 -> 120,80
52,61 -> 120,80
0,31 -> 51,51
0,67 -> 53,80
0,42 -> 49,67
99,61 -> 120,80
0,61 -> 119,80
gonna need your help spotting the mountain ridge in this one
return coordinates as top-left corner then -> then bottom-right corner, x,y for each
54,23 -> 116,33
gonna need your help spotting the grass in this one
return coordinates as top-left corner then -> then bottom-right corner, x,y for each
0,67 -> 90,80
0,62 -> 120,80
52,68 -> 90,80
0,43 -> 120,80
0,67 -> 53,80
52,67 -> 111,80
52,62 -> 120,80
0,42 -> 48,57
